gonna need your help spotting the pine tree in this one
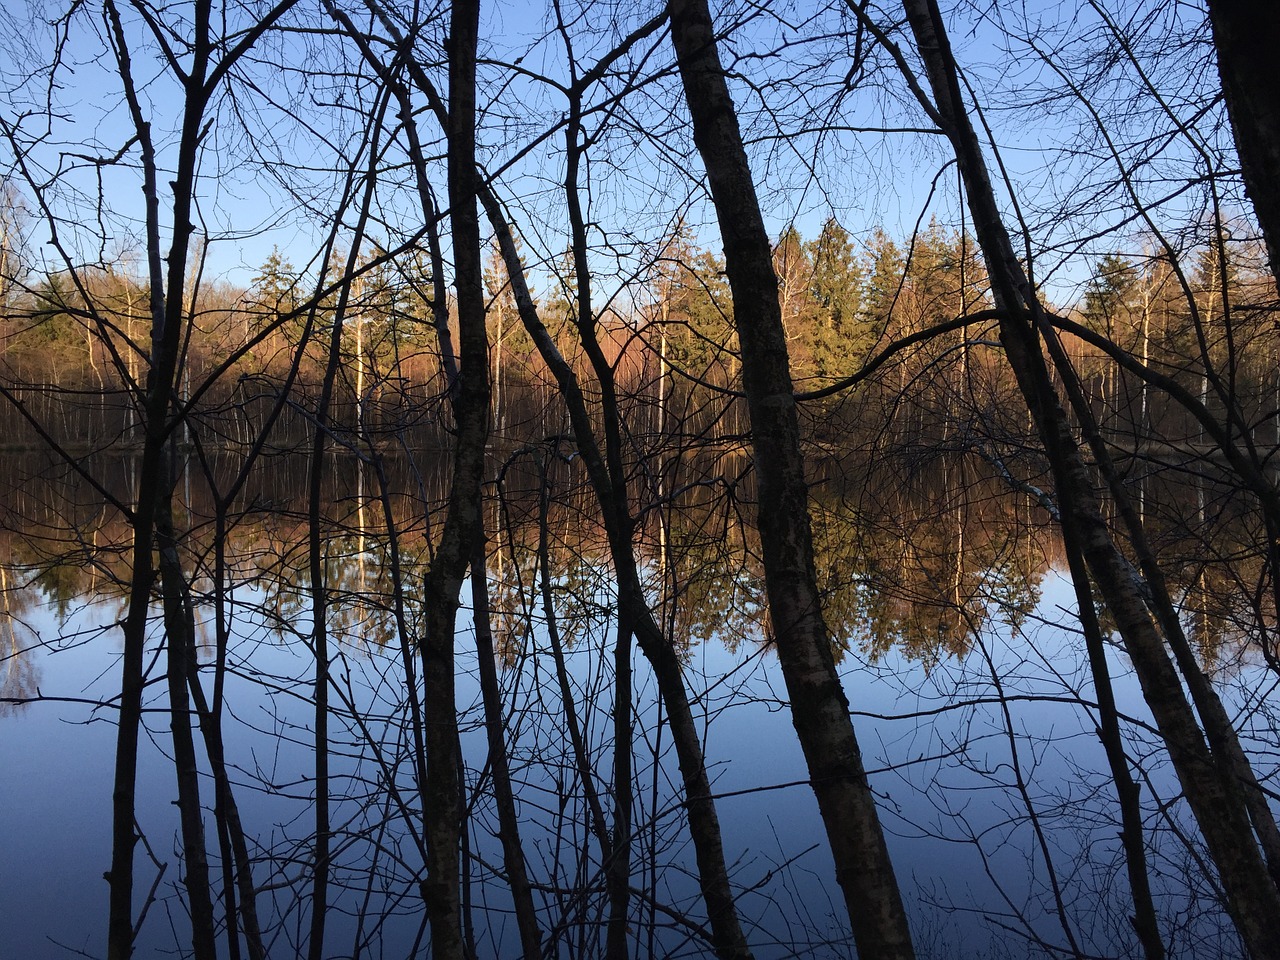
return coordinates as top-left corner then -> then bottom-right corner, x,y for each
806,218 -> 868,379
246,246 -> 301,367
1083,254 -> 1140,337
651,225 -> 735,380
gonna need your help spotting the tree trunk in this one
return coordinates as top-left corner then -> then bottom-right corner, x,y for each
420,2 -> 491,956
896,1 -> 1280,955
560,81 -> 638,959
470,525 -> 543,960
1206,0 -> 1280,292
1059,498 -> 1165,960
666,3 -> 917,958
157,475 -> 217,960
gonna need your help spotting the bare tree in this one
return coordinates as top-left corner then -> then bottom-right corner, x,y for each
879,1 -> 1280,955
413,3 -> 491,957
667,2 -> 916,958
74,5 -> 301,956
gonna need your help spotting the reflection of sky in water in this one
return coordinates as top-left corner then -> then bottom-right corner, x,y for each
0,571 -> 1257,958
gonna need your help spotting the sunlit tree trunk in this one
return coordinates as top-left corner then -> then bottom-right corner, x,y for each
667,2 -> 916,957
492,292 -> 505,432
303,87 -> 389,960
355,278 -> 365,436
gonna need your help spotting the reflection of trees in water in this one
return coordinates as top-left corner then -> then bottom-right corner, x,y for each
2,438 -> 1278,955
0,563 -> 40,715
1135,462 -> 1278,665
4,445 -> 1053,687
5,447 -> 1273,668
463,449 -> 1054,667
814,484 -> 1045,665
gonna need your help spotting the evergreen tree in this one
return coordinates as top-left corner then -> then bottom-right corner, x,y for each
806,218 -> 869,378
651,225 -> 735,380
1083,254 -> 1140,337
246,246 -> 301,366
860,228 -> 905,335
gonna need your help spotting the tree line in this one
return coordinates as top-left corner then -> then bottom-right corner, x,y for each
6,218 -> 1274,470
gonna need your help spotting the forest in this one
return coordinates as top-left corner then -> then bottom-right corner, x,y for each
2,0 -> 1280,958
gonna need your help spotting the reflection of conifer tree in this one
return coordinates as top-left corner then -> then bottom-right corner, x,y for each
660,497 -> 762,654
810,469 -> 1045,663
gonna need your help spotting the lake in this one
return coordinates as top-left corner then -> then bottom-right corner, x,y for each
0,450 -> 1271,958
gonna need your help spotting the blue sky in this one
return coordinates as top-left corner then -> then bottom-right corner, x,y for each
0,0 -> 1247,312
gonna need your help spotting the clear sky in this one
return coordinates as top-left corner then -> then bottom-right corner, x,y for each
0,0 -> 1247,310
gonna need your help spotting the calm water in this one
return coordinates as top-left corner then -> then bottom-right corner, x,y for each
0,450 -> 1270,958
2,564 -> 1255,959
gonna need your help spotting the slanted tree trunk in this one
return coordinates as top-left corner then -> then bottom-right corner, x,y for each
1058,498 -> 1165,960
1206,0 -> 1280,292
481,193 -> 754,960
666,3 -> 916,958
895,1 -> 1280,955
470,525 -> 543,960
